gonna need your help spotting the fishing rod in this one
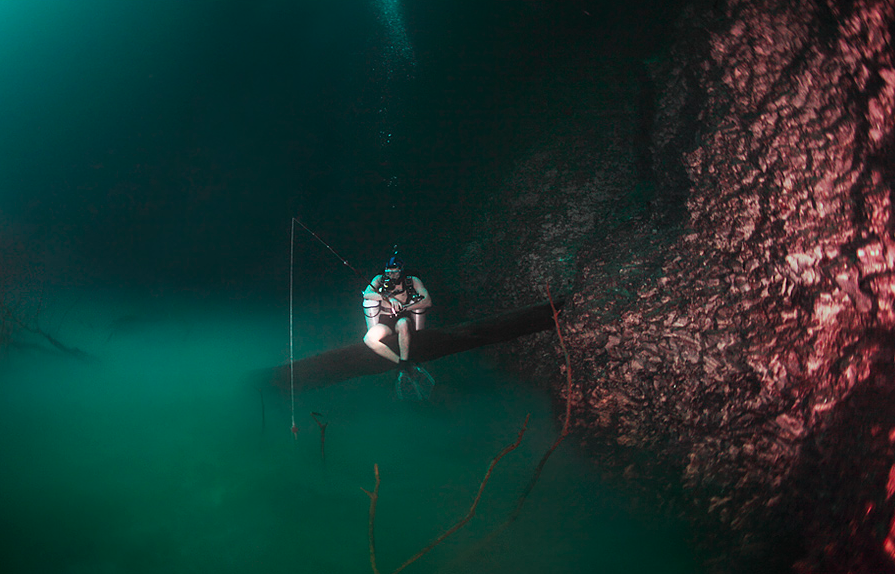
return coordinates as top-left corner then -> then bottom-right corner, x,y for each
292,216 -> 425,324
292,217 -> 373,292
292,217 -> 413,299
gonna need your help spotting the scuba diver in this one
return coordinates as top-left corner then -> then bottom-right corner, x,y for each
362,254 -> 434,399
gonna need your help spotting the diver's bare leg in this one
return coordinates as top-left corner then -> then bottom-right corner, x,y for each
395,318 -> 412,361
364,324 -> 400,363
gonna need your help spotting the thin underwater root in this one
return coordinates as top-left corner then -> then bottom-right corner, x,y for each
361,464 -> 382,574
1,300 -> 93,359
364,414 -> 530,574
311,412 -> 328,462
447,286 -> 575,566
505,284 -> 573,522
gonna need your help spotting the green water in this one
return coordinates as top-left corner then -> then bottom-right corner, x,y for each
0,291 -> 702,573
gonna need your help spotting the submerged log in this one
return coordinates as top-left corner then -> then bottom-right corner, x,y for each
262,297 -> 565,392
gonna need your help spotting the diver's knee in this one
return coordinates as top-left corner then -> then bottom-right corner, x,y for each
395,318 -> 411,336
363,330 -> 380,346
364,325 -> 388,345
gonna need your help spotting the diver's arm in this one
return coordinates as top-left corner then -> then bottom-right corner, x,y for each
364,275 -> 403,314
363,276 -> 388,300
405,277 -> 433,310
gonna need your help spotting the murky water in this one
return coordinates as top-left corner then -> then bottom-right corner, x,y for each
0,290 -> 702,573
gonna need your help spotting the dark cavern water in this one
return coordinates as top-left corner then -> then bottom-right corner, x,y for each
0,290 -> 701,573
3,0 -> 894,573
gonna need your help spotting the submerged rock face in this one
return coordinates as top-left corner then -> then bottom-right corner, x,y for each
562,0 -> 895,571
462,0 -> 894,571
455,57 -> 667,381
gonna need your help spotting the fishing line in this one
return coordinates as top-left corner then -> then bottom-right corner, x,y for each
289,218 -> 298,439
289,216 -> 383,438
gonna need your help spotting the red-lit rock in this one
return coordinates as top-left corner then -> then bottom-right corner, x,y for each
563,0 -> 895,571
460,0 -> 894,572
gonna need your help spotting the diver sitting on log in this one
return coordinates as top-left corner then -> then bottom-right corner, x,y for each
362,254 -> 432,369
362,254 -> 436,400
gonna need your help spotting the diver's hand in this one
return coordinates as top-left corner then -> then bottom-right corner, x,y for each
381,296 -> 400,315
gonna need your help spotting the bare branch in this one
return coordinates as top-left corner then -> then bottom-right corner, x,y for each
0,299 -> 91,359
361,463 -> 382,574
366,415 -> 530,574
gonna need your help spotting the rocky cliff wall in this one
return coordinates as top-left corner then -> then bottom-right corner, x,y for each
459,0 -> 895,572
567,0 -> 895,571
455,54 -> 675,382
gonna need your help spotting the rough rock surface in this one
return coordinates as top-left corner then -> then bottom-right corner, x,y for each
459,0 -> 895,572
455,56 -> 672,382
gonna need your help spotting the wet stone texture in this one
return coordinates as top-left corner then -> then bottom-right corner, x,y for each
565,0 -> 895,572
460,0 -> 895,572
455,57 -> 671,383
